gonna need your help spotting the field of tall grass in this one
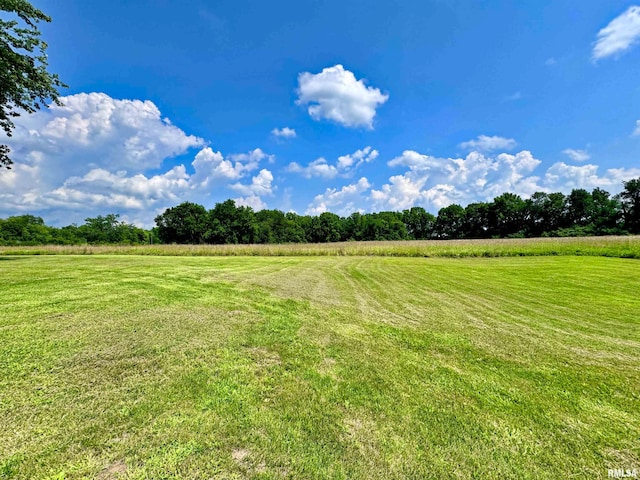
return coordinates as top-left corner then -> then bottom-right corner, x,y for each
1,235 -> 640,258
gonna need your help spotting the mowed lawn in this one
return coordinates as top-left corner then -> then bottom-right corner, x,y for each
1,255 -> 639,479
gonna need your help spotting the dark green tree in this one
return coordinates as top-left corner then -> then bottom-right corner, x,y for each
363,211 -> 408,240
435,204 -> 465,239
462,202 -> 490,238
0,214 -> 52,244
205,199 -> 257,244
565,189 -> 594,228
255,209 -> 305,243
402,207 -> 436,239
619,178 -> 640,233
590,188 -> 622,235
311,212 -> 343,242
1,0 -> 66,168
489,193 -> 526,237
79,214 -> 146,244
155,202 -> 208,244
526,192 -> 567,236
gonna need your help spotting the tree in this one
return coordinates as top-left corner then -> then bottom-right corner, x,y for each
255,209 -> 305,243
155,202 -> 208,244
526,192 -> 567,236
435,204 -> 465,239
619,178 -> 640,233
590,188 -> 622,235
489,193 -> 526,237
205,200 -> 257,244
78,214 -> 147,244
0,214 -> 52,244
402,207 -> 436,239
1,0 -> 66,168
566,189 -> 594,227
462,202 -> 490,238
311,212 -> 343,242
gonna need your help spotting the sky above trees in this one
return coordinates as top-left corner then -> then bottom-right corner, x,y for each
1,0 -> 640,227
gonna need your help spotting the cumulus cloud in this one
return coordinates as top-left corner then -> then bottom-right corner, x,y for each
271,127 -> 296,139
306,177 -> 371,216
563,148 -> 590,162
336,146 -> 379,171
287,158 -> 338,179
296,65 -> 388,129
234,195 -> 267,211
6,93 -> 204,180
372,150 -> 541,211
459,135 -> 517,152
373,149 -> 640,213
592,6 -> 640,61
52,166 -> 190,205
544,162 -> 640,190
311,147 -> 640,216
190,147 -> 269,187
0,92 -> 278,225
230,169 -> 274,196
370,174 -> 430,211
287,146 -> 378,179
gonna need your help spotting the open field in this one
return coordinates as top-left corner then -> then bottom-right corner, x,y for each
1,254 -> 639,479
1,235 -> 640,259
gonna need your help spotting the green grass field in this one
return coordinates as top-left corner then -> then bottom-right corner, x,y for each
1,252 -> 639,478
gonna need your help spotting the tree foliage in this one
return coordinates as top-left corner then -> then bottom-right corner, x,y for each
619,178 -> 640,232
0,213 -> 149,245
1,0 -> 66,168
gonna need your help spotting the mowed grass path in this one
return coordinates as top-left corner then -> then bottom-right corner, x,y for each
1,255 -> 639,479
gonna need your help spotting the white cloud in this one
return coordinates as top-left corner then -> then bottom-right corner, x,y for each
287,146 -> 377,179
271,127 -> 296,139
296,65 -> 388,128
230,169 -> 274,196
370,149 -> 640,214
371,150 -> 542,212
19,165 -> 190,219
287,158 -> 338,179
544,162 -> 640,190
0,91 -> 280,226
592,6 -> 640,61
190,147 -> 267,187
54,166 -> 190,203
633,120 -> 640,136
563,148 -> 590,162
370,174 -> 430,211
306,177 -> 371,216
6,93 -> 204,181
459,135 -> 517,152
228,148 -> 273,166
234,195 -> 267,211
336,146 -> 379,171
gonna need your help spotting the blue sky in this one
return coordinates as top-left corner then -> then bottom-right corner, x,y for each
2,0 -> 640,226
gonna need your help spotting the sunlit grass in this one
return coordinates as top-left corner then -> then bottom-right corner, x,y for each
1,255 -> 639,478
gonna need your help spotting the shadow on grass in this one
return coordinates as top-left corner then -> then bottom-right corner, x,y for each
0,256 -> 28,261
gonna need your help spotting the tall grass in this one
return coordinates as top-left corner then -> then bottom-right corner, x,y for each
1,235 -> 639,258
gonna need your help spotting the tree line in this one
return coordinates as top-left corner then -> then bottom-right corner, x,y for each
2,179 -> 639,245
0,214 -> 153,246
